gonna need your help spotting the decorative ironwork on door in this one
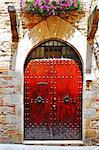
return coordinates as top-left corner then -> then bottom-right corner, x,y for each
24,40 -> 83,140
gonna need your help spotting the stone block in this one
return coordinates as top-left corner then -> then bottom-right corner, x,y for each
16,123 -> 23,132
84,108 -> 96,119
0,115 -> 7,124
20,13 -> 42,29
6,124 -> 17,131
39,20 -> 50,40
83,119 -> 91,129
0,78 -> 9,86
6,115 -> 18,124
11,78 -> 22,86
46,16 -> 61,38
14,85 -> 22,94
58,19 -> 75,39
0,124 -> 17,141
3,87 -> 15,95
91,120 -> 99,129
6,130 -> 16,135
8,131 -> 22,144
0,56 -> 11,63
3,76 -> 13,81
15,104 -> 22,115
83,101 -> 92,108
91,102 -> 99,109
0,105 -> 15,115
2,94 -> 21,105
29,23 -> 44,45
0,89 -> 3,95
0,33 -> 11,42
96,111 -> 99,120
85,129 -> 96,138
0,124 -> 9,133
84,91 -> 97,100
0,99 -> 3,105
83,138 -> 93,146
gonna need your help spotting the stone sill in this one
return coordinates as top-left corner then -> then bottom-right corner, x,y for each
24,140 -> 84,145
0,144 -> 98,149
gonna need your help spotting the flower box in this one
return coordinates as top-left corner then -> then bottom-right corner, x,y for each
20,0 -> 81,16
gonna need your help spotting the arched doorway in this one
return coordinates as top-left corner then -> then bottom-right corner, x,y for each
24,40 -> 83,140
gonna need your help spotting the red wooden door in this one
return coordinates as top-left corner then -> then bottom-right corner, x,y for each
24,59 -> 82,140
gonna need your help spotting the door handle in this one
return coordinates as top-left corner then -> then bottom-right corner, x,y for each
37,82 -> 48,85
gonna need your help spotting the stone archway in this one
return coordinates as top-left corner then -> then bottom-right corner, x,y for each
13,15 -> 92,144
14,15 -> 92,74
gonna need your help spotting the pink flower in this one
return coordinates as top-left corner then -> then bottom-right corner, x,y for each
20,0 -> 80,15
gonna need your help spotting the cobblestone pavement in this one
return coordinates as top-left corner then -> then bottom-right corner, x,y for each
0,145 -> 99,150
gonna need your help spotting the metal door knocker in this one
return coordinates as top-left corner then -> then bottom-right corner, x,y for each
63,95 -> 69,104
37,96 -> 43,104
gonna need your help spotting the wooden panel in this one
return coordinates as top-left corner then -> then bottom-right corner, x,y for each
52,59 -> 82,139
24,59 -> 82,140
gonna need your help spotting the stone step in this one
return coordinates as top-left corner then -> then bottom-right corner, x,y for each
0,145 -> 98,150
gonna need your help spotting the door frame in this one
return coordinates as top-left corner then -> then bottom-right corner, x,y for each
23,41 -> 84,144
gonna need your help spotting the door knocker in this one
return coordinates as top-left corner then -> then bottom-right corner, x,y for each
37,96 -> 43,104
63,95 -> 69,104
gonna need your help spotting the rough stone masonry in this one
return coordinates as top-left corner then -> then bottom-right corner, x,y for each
0,0 -> 99,146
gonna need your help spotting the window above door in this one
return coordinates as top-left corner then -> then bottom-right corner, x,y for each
25,40 -> 83,73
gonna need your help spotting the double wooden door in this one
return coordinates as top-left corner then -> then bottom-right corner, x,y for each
24,59 -> 82,140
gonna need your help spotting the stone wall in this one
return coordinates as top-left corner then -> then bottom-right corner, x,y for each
0,0 -> 99,146
0,70 -> 22,143
83,80 -> 99,145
